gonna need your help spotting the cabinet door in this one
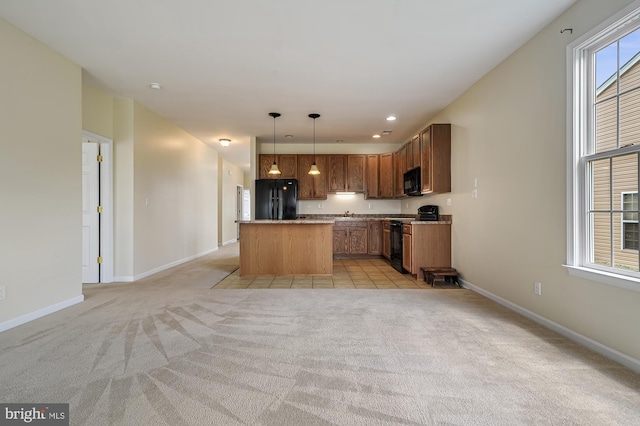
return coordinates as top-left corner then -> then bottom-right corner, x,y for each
420,124 -> 451,194
349,227 -> 368,254
278,154 -> 297,179
333,228 -> 349,254
420,127 -> 432,192
312,155 -> 328,199
382,228 -> 391,259
328,155 -> 346,192
379,153 -> 394,199
411,135 -> 421,170
346,155 -> 366,192
297,155 -> 315,199
365,154 -> 379,199
402,232 -> 412,273
394,150 -> 405,198
259,154 -> 276,179
368,221 -> 382,255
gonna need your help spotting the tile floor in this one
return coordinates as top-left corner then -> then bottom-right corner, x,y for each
215,258 -> 453,289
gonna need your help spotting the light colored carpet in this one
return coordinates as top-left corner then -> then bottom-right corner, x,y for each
1,244 -> 639,425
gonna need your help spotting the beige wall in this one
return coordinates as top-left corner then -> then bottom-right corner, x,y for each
403,0 -> 640,362
219,158 -> 245,245
82,83 -> 114,139
132,102 -> 218,277
0,17 -> 82,324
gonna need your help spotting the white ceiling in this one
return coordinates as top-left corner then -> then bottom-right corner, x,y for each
0,0 -> 577,172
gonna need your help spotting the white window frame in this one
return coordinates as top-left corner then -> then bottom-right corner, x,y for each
566,1 -> 640,292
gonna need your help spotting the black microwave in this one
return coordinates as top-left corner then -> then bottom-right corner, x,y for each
403,167 -> 422,196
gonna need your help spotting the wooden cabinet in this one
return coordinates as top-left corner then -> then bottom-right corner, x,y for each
382,221 -> 391,259
258,154 -> 298,179
297,154 -> 327,200
368,221 -> 382,255
402,223 -> 452,275
394,149 -> 406,198
333,221 -> 368,255
402,224 -> 412,272
410,134 -> 420,170
420,124 -> 451,194
365,154 -> 379,199
379,152 -> 394,199
328,154 -> 366,193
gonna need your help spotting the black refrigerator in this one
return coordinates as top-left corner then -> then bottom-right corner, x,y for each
254,179 -> 298,220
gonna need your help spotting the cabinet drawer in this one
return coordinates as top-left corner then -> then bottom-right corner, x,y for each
334,220 -> 367,228
402,224 -> 412,234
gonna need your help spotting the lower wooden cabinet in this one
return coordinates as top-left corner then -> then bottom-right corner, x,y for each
403,224 -> 452,275
382,221 -> 391,259
368,221 -> 382,255
333,221 -> 367,255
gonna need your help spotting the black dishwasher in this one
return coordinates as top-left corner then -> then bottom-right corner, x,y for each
390,221 -> 408,273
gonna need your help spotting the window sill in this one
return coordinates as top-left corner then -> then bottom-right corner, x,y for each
563,265 -> 640,293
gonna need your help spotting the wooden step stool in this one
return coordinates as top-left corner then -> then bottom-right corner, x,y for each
420,267 -> 460,287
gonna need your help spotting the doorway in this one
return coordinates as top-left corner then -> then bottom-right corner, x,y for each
81,131 -> 113,283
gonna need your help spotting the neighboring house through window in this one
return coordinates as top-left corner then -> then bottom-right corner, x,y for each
568,1 -> 640,289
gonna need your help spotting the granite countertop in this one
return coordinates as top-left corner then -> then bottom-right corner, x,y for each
237,219 -> 335,224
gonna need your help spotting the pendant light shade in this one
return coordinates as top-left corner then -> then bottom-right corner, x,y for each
268,112 -> 281,175
308,113 -> 321,175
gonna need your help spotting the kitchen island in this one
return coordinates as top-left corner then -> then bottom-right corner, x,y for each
238,219 -> 334,276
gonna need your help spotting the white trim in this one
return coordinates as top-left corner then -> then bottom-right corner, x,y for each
82,130 -> 114,283
113,276 -> 134,283
0,295 -> 84,333
564,264 -> 640,293
461,279 -> 640,373
132,247 -> 219,281
222,239 -> 238,246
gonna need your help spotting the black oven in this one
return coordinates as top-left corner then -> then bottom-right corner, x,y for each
390,221 -> 408,273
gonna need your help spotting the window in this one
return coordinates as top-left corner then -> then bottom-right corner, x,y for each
622,192 -> 639,250
568,3 -> 640,289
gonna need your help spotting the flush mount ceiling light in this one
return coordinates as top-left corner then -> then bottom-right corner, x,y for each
268,112 -> 281,175
373,134 -> 381,139
149,83 -> 163,90
308,113 -> 321,175
336,139 -> 344,143
386,115 -> 397,121
219,139 -> 231,147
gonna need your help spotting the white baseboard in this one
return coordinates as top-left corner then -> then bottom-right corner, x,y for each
0,295 -> 84,333
461,279 -> 640,374
113,276 -> 134,283
132,247 -> 220,281
222,239 -> 237,246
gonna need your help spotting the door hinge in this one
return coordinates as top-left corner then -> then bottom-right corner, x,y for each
97,155 -> 103,163
97,205 -> 103,213
97,257 -> 103,264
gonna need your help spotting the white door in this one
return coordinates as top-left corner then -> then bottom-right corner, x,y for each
82,142 -> 100,283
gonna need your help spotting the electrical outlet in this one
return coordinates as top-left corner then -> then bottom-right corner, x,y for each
534,282 -> 542,296
0,286 -> 5,301
446,198 -> 451,206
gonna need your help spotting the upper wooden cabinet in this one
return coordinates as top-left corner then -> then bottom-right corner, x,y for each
297,154 -> 328,200
410,135 -> 421,170
394,148 -> 406,198
258,154 -> 297,179
420,124 -> 451,194
365,154 -> 380,199
379,152 -> 394,199
328,154 -> 366,193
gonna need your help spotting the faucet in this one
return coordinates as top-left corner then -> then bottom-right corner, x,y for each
344,210 -> 350,217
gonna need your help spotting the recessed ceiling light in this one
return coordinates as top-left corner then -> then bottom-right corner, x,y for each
149,83 -> 163,90
219,139 -> 231,147
373,134 -> 381,139
285,134 -> 294,138
386,115 -> 396,121
336,140 -> 344,143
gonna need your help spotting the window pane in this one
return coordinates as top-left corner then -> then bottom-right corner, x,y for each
596,41 -> 617,90
591,158 -> 610,211
595,97 -> 618,153
612,155 -> 638,214
620,88 -> 640,146
615,212 -> 639,271
619,28 -> 640,92
591,212 -> 612,266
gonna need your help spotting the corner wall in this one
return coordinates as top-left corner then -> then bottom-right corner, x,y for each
0,17 -> 83,327
405,0 -> 640,363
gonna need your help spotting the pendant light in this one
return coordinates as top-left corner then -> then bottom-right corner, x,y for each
308,113 -> 321,175
268,112 -> 281,175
